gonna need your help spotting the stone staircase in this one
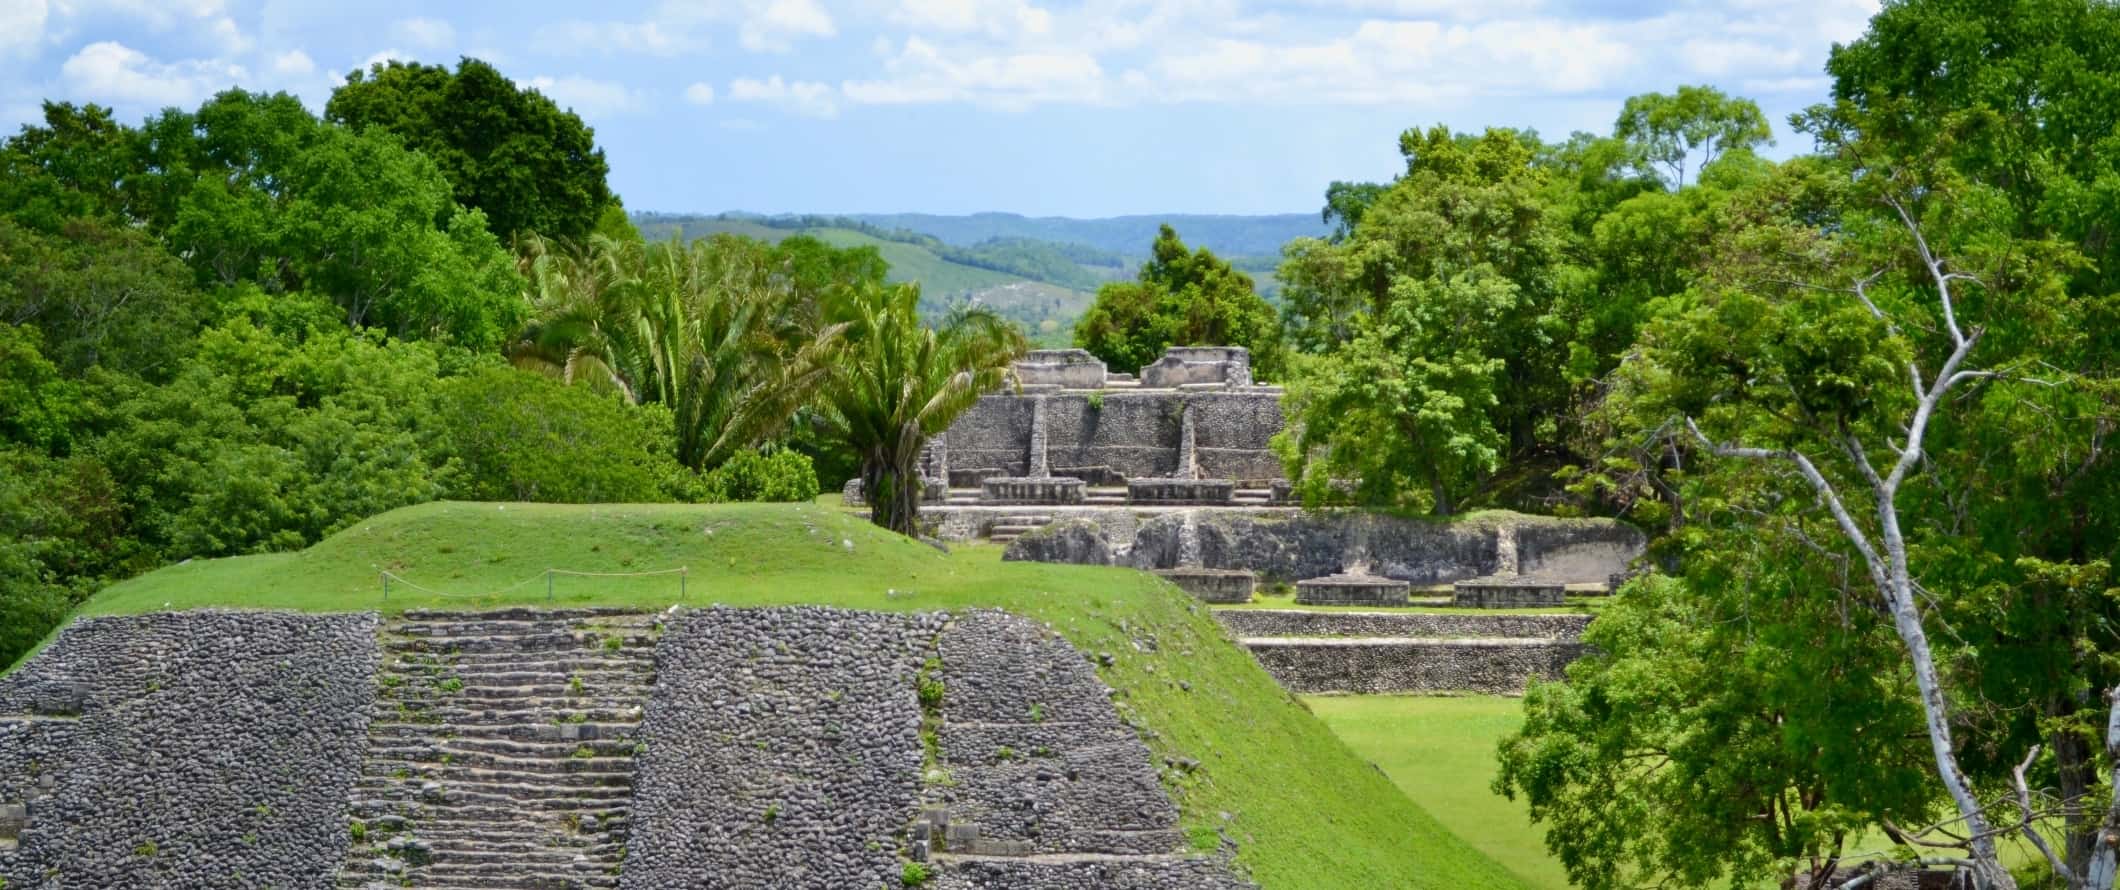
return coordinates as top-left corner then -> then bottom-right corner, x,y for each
337,608 -> 659,890
945,487 -> 982,506
986,513 -> 1056,543
1232,487 -> 1274,506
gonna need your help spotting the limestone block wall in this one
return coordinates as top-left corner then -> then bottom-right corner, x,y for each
1215,610 -> 1592,641
998,508 -> 1644,587
0,611 -> 378,890
945,390 -> 1286,485
1244,638 -> 1584,695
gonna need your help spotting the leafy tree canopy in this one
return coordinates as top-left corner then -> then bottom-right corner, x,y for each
327,57 -> 616,243
1073,224 -> 1283,379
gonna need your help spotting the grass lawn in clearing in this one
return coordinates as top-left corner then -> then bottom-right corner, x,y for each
44,500 -> 1533,890
1306,694 -> 1572,890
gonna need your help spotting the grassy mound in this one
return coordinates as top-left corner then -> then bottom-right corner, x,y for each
43,501 -> 1530,890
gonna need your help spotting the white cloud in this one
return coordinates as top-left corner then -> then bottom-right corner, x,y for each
682,81 -> 715,105
268,48 -> 313,77
392,17 -> 455,50
1144,18 -> 1638,103
531,19 -> 698,56
59,40 -> 246,107
728,74 -> 837,117
360,48 -> 409,70
56,0 -> 228,30
0,0 -> 48,59
843,37 -> 1103,109
525,74 -> 645,117
207,15 -> 249,53
739,0 -> 835,52
891,0 -> 1051,40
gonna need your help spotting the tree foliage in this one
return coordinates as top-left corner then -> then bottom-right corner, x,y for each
1073,224 -> 1282,379
1276,127 -> 1570,513
326,57 -> 616,243
818,285 -> 1025,535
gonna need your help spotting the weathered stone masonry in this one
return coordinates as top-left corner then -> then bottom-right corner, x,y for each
0,611 -> 378,890
1,607 -> 1246,889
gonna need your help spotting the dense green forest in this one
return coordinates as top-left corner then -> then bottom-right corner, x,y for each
3,1 -> 2119,886
0,59 -> 1015,666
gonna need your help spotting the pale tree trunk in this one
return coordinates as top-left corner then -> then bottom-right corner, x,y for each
1684,196 -> 2030,887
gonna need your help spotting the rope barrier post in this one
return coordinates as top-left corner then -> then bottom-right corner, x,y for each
546,568 -> 555,603
381,572 -> 388,603
680,566 -> 687,601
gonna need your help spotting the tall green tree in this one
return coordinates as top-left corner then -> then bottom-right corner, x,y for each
819,285 -> 1024,535
1276,127 -> 1572,513
1612,85 -> 1772,188
1073,224 -> 1283,379
327,58 -> 615,242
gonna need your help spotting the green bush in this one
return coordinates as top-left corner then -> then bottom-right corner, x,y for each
699,449 -> 820,503
435,366 -> 684,504
900,861 -> 930,886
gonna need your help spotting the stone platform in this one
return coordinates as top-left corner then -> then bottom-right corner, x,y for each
1241,636 -> 1583,695
1452,577 -> 1567,608
978,477 -> 1086,505
1127,478 -> 1236,505
1152,568 -> 1256,603
1294,573 -> 1410,606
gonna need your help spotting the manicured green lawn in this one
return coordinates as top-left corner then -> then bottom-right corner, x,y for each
1305,694 -> 1572,890
38,500 -> 1533,890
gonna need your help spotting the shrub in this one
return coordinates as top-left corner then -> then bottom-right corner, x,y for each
435,366 -> 683,504
900,861 -> 931,886
698,448 -> 820,503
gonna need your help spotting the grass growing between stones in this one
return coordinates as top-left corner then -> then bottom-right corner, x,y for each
34,500 -> 1532,890
1303,694 -> 1570,890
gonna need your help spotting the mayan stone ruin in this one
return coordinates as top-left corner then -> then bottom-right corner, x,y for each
847,346 -> 1646,697
0,608 -> 1250,890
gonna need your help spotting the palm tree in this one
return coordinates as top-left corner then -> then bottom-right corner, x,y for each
818,283 -> 1025,535
510,233 -> 842,472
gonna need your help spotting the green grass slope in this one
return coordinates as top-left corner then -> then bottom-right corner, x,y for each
47,501 -> 1531,890
1309,695 -> 1570,890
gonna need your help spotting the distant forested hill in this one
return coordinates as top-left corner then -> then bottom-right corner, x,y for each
630,210 -> 1318,345
841,212 -> 1325,257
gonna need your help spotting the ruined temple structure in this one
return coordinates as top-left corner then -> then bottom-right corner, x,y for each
925,346 -> 1286,511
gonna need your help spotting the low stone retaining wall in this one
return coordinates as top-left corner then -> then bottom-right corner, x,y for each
1294,573 -> 1409,606
988,507 -> 1645,588
1154,568 -> 1256,603
1453,579 -> 1567,608
1216,610 -> 1592,641
1242,637 -> 1585,695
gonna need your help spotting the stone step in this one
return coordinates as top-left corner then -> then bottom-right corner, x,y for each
390,617 -> 659,637
368,720 -> 641,739
359,758 -> 637,783
356,782 -> 635,807
386,633 -> 655,655
384,682 -> 651,701
349,801 -> 633,822
369,704 -> 646,723
368,737 -> 641,760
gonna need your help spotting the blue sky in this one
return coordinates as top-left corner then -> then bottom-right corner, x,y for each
0,0 -> 1880,217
